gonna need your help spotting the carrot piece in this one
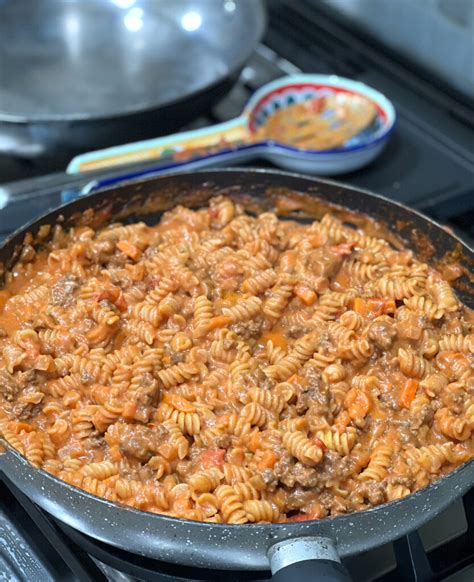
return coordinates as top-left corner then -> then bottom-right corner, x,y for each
353,297 -> 389,318
163,393 -> 196,413
208,315 -> 232,330
109,445 -> 123,463
90,384 -> 110,405
287,374 -> 303,385
286,505 -> 324,521
345,388 -> 371,420
257,450 -> 278,470
0,290 -> 11,313
222,291 -> 239,304
116,240 -> 142,261
122,401 -> 138,420
258,331 -> 288,350
398,379 -> 419,408
294,284 -> 317,306
309,233 -> 323,248
249,432 -> 263,453
9,421 -> 33,434
334,410 -> 351,431
353,297 -> 367,315
382,298 -> 396,314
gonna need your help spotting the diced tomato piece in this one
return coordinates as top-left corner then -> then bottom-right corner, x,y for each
25,346 -> 40,361
96,287 -> 119,303
208,207 -> 219,220
330,242 -> 356,256
287,513 -> 310,522
114,292 -> 128,312
311,437 -> 328,453
200,449 -> 225,469
9,421 -> 34,434
96,288 -> 127,311
146,276 -> 161,289
287,511 -> 321,522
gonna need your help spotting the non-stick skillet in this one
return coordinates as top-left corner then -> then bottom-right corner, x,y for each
0,169 -> 472,581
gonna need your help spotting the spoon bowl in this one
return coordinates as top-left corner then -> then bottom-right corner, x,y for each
68,75 -> 396,190
244,75 -> 395,174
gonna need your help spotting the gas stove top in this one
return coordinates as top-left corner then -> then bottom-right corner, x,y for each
0,2 -> 473,580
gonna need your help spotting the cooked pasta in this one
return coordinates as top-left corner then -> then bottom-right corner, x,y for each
0,195 -> 472,525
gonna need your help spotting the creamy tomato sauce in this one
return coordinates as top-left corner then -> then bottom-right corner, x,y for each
0,196 -> 472,523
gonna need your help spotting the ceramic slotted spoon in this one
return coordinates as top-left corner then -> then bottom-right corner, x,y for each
68,74 -> 395,193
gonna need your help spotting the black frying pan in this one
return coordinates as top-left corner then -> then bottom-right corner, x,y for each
0,169 -> 472,581
0,0 -> 265,160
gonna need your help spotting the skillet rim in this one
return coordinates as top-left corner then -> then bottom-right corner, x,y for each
0,167 -> 472,560
0,1 -> 266,123
1,444 -> 473,532
2,167 -> 473,254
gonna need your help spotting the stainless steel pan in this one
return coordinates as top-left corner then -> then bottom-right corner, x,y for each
0,169 -> 472,581
0,0 -> 265,160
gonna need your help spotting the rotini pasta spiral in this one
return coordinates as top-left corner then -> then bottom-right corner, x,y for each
283,431 -> 324,466
244,500 -> 280,522
215,485 -> 248,524
439,334 -> 474,353
0,194 -> 472,524
316,427 -> 357,455
398,348 -> 433,378
222,296 -> 262,323
359,445 -> 392,481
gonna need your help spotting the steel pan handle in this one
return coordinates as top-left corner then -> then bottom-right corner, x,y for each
268,537 -> 352,581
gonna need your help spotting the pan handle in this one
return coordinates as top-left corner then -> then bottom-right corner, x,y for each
268,537 -> 352,581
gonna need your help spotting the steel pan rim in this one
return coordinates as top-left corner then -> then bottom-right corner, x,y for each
0,2 -> 266,123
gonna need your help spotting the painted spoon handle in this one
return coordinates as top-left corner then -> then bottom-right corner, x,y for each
68,116 -> 250,174
80,145 -> 265,197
